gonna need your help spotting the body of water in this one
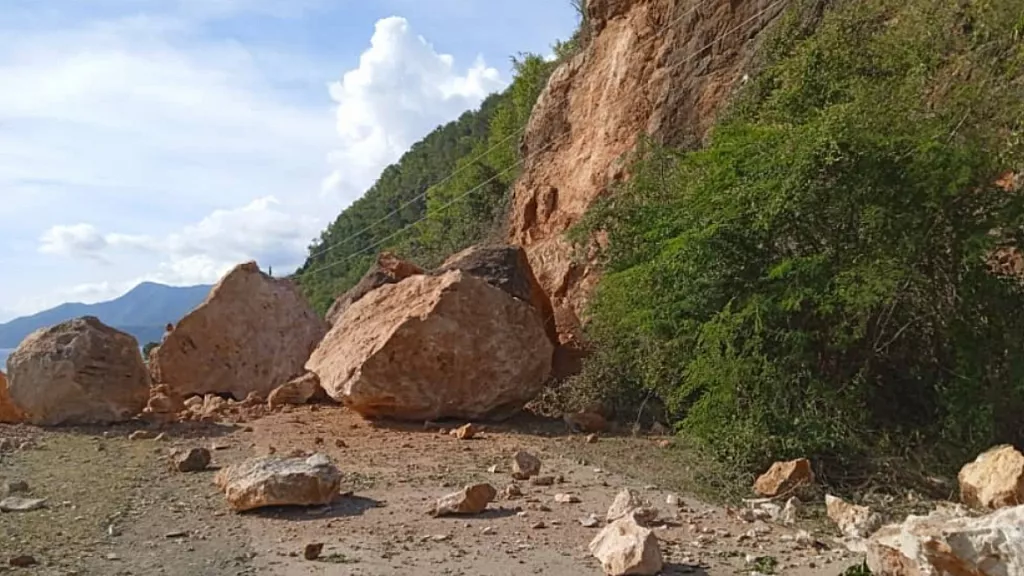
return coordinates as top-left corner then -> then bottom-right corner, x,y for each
0,348 -> 11,370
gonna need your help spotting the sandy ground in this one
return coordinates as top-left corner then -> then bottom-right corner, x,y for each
1,406 -> 863,575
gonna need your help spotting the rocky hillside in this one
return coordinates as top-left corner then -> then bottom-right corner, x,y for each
295,0 -> 1024,480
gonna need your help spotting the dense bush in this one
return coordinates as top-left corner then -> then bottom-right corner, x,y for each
573,0 -> 1024,476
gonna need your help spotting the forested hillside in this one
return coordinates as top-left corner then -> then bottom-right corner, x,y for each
294,43 -> 579,314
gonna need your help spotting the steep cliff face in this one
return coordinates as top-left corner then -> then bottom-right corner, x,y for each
509,0 -> 788,347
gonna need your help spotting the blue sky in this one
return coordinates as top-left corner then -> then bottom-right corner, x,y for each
0,0 -> 578,321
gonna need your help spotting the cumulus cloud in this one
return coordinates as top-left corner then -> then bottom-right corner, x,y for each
27,16 -> 506,289
322,16 -> 505,195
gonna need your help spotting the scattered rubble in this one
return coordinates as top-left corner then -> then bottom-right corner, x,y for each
607,488 -> 658,525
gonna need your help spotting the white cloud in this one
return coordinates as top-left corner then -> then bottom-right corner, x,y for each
322,16 -> 505,194
23,16 -> 506,292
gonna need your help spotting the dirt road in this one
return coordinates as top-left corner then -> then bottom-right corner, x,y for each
1,407 -> 861,575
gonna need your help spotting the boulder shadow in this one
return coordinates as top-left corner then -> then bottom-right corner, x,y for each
660,564 -> 709,576
246,494 -> 382,521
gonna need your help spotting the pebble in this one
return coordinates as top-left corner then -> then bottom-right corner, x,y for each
579,514 -> 600,528
8,555 -> 37,567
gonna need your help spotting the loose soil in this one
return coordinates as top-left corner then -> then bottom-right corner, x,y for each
1,406 -> 862,575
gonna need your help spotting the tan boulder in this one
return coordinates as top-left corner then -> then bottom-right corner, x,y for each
142,384 -> 185,422
6,317 -> 150,425
958,444 -> 1024,510
150,262 -> 326,400
325,251 -> 424,327
437,244 -> 557,345
0,371 -> 25,424
267,372 -> 324,409
307,270 -> 553,421
589,513 -> 664,576
214,453 -> 341,512
430,483 -> 497,516
866,504 -> 1024,576
753,458 -> 815,497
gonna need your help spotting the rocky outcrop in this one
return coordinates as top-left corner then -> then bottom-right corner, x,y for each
0,371 -> 24,424
437,245 -> 557,344
307,270 -> 553,421
5,317 -> 150,425
958,444 -> 1024,510
214,453 -> 341,512
508,0 -> 787,348
150,262 -> 327,400
753,458 -> 815,497
325,252 -> 424,327
866,505 -> 1024,576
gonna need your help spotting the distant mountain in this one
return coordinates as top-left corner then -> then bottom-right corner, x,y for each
0,282 -> 212,348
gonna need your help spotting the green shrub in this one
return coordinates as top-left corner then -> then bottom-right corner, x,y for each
575,0 -> 1024,476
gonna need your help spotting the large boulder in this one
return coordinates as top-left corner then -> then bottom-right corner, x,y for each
753,458 -> 815,497
6,317 -> 150,425
865,504 -> 1024,576
325,252 -> 424,327
307,270 -> 553,421
0,371 -> 25,424
958,444 -> 1024,510
150,262 -> 327,399
437,244 -> 557,344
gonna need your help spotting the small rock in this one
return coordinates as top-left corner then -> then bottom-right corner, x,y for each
512,451 -> 541,479
303,543 -> 324,561
657,439 -> 672,448
487,464 -> 499,473
554,493 -> 581,504
0,438 -> 13,452
580,514 -> 601,528
129,430 -> 155,441
174,447 -> 212,473
666,494 -> 680,507
589,513 -> 663,575
2,480 -> 29,495
753,458 -> 815,497
825,494 -> 882,539
585,433 -> 599,444
334,439 -> 347,448
453,423 -> 477,440
0,496 -> 47,512
431,483 -> 497,516
482,526 -> 495,535
530,475 -> 555,487
531,521 -> 547,529
165,530 -> 189,538
607,488 -> 658,525
153,433 -> 168,442
780,497 -> 800,525
504,484 -> 523,499
958,444 -> 1024,510
8,555 -> 37,567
